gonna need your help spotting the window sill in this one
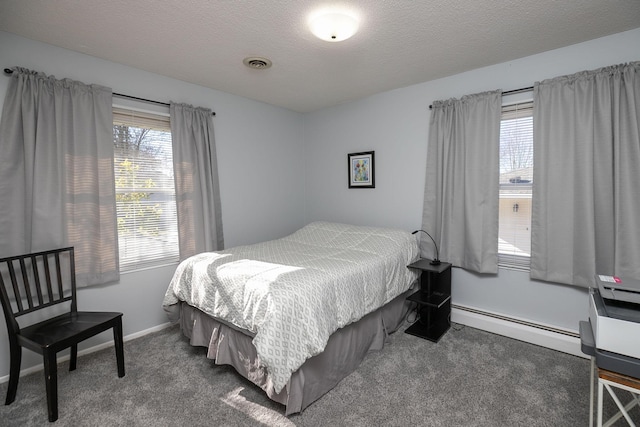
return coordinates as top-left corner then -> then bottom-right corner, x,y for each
120,261 -> 180,275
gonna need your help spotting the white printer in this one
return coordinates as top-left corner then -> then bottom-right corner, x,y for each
589,274 -> 640,360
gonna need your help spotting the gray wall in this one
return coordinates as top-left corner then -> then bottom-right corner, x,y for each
0,31 -> 306,378
303,27 -> 640,332
0,27 -> 639,379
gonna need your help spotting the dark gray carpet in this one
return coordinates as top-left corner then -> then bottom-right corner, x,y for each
1,322 -> 637,426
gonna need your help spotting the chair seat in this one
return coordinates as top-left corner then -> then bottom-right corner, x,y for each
19,311 -> 123,350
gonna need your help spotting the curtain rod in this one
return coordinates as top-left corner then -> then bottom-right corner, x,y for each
428,86 -> 534,109
4,68 -> 215,116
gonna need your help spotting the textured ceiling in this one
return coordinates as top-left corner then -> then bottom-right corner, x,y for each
1,0 -> 640,112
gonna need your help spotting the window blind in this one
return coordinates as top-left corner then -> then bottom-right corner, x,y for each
499,101 -> 533,271
113,107 -> 179,271
113,107 -> 171,132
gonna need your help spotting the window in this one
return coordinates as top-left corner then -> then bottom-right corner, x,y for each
499,101 -> 533,270
113,107 -> 179,271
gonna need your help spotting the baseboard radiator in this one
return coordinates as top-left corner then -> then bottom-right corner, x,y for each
451,304 -> 585,358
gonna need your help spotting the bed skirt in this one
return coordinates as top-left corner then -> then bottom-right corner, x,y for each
178,286 -> 414,415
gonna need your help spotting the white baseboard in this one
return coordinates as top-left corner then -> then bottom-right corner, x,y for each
0,322 -> 173,384
2,308 -> 587,385
451,304 -> 586,359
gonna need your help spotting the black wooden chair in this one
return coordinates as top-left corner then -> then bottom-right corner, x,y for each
0,247 -> 125,422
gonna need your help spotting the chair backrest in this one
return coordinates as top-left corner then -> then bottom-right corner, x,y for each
0,247 -> 77,334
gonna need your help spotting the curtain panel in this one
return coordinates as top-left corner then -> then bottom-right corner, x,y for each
422,90 -> 502,274
170,103 -> 224,259
531,62 -> 640,287
0,67 -> 119,286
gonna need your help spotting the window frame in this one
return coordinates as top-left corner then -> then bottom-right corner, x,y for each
112,103 -> 179,273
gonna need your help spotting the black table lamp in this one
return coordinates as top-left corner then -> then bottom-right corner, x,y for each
412,230 -> 441,265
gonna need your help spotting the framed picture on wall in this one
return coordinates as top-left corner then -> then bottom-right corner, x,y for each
348,151 -> 375,188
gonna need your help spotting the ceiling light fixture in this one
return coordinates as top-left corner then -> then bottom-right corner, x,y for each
243,57 -> 272,69
309,12 -> 359,42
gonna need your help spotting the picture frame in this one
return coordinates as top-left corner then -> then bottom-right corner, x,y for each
348,151 -> 375,188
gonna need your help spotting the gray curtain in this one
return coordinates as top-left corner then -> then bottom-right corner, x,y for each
422,90 -> 502,274
0,67 -> 119,286
531,62 -> 640,286
170,103 -> 224,259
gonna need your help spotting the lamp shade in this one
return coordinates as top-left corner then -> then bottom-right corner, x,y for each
309,12 -> 359,42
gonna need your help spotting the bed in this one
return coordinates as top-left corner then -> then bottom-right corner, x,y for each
162,221 -> 420,414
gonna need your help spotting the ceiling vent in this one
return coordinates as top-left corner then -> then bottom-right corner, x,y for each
243,57 -> 272,69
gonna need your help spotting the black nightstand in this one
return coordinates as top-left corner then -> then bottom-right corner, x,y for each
405,259 -> 452,342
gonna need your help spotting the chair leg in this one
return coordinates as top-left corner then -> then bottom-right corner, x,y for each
5,341 -> 21,405
114,319 -> 125,378
69,344 -> 77,371
43,350 -> 59,422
